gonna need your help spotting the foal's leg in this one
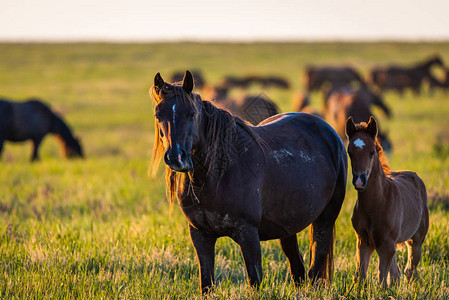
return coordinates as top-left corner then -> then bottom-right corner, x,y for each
389,253 -> 401,286
354,236 -> 374,284
232,225 -> 263,287
405,239 -> 423,282
31,137 -> 43,161
279,234 -> 305,285
377,242 -> 396,288
405,211 -> 429,282
189,225 -> 217,294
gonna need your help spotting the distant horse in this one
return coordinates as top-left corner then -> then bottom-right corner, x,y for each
258,76 -> 290,89
204,85 -> 279,125
150,71 -> 347,293
171,70 -> 206,89
346,116 -> 429,287
305,65 -> 365,92
325,88 -> 392,154
222,75 -> 290,90
0,98 -> 83,161
221,75 -> 253,89
213,94 -> 279,125
370,55 -> 444,95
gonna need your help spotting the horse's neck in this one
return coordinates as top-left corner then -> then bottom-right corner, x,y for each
51,115 -> 75,142
189,118 -> 252,191
358,155 -> 388,204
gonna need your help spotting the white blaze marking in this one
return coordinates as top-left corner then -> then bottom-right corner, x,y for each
172,104 -> 176,127
354,138 -> 365,149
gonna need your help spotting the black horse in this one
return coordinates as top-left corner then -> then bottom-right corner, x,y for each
0,98 -> 83,161
150,71 -> 348,293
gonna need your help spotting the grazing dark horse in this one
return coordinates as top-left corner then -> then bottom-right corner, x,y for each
370,55 -> 444,95
150,71 -> 348,293
258,76 -> 290,89
0,98 -> 83,161
346,117 -> 428,287
213,94 -> 279,126
325,88 -> 392,154
305,65 -> 365,92
221,75 -> 290,90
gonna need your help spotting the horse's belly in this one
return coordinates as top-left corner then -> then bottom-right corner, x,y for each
256,148 -> 339,240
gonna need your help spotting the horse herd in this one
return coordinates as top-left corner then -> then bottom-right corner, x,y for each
151,70 -> 429,294
0,56 -> 436,294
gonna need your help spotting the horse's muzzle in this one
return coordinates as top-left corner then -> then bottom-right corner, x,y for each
353,174 -> 367,191
164,149 -> 193,173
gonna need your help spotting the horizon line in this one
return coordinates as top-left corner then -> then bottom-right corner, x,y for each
1,36 -> 449,44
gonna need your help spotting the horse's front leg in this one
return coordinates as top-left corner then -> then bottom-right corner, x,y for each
232,225 -> 263,287
31,137 -> 43,161
355,236 -> 374,284
377,242 -> 396,288
189,225 -> 217,294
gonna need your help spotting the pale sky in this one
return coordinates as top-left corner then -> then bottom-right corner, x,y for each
0,0 -> 448,41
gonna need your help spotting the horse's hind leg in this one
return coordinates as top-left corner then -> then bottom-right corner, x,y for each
308,178 -> 346,283
31,137 -> 43,161
405,240 -> 422,281
405,209 -> 429,281
279,234 -> 305,285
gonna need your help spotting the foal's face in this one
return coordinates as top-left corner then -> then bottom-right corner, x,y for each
153,71 -> 199,173
347,133 -> 376,191
346,116 -> 378,191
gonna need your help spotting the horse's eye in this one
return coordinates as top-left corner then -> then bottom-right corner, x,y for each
369,151 -> 375,158
159,128 -> 164,137
190,113 -> 196,119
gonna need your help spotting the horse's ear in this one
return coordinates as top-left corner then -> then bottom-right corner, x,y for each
182,70 -> 194,94
345,116 -> 357,138
154,72 -> 164,95
367,116 -> 378,138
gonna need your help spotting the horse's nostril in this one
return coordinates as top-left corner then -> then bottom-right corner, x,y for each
180,149 -> 187,159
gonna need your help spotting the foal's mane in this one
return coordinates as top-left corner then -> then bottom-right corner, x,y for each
150,83 -> 265,207
355,122 -> 391,174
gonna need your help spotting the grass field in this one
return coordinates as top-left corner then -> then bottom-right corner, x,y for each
1,42 -> 449,299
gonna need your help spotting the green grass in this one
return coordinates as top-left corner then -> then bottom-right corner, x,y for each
1,42 -> 449,299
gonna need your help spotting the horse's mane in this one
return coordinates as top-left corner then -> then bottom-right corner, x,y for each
150,83 -> 265,208
355,122 -> 391,174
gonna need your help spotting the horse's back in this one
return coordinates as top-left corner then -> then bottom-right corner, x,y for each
4,99 -> 55,141
388,170 -> 428,240
257,113 -> 345,155
389,171 -> 427,206
0,100 -> 14,138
